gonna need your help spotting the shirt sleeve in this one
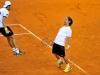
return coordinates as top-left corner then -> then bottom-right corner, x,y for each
66,29 -> 72,37
2,10 -> 9,18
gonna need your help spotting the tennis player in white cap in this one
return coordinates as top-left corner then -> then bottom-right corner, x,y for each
0,1 -> 23,56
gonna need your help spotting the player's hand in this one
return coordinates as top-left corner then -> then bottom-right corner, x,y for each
66,45 -> 70,49
4,27 -> 10,34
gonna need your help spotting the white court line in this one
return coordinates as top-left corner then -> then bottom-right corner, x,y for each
18,24 -> 51,48
0,33 -> 31,37
0,24 -> 31,37
6,24 -> 20,26
68,59 -> 90,75
18,24 -> 90,75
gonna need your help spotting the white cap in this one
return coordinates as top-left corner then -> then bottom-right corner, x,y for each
3,1 -> 11,8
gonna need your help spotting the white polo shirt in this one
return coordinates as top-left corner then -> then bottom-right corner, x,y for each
0,8 -> 9,28
54,26 -> 72,46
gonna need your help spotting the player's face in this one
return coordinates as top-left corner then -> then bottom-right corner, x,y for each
64,17 -> 69,25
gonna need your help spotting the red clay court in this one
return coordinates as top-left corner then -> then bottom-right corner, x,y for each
0,0 -> 100,75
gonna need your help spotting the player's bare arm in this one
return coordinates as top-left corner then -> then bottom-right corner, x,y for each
65,37 -> 71,49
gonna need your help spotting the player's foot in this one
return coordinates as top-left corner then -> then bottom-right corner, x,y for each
13,50 -> 24,56
64,64 -> 72,72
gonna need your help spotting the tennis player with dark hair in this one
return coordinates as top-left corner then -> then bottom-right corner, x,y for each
0,1 -> 23,56
52,16 -> 73,72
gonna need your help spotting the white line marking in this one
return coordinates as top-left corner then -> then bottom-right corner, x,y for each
68,59 -> 90,75
14,33 -> 31,36
19,24 -> 51,48
19,24 -> 90,75
6,24 -> 20,26
0,33 -> 31,37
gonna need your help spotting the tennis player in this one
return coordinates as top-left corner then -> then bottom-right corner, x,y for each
0,1 -> 23,56
52,16 -> 73,72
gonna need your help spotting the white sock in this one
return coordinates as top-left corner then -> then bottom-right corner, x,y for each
12,48 -> 19,53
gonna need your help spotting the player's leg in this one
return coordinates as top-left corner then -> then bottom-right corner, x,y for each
52,43 -> 65,68
57,47 -> 66,68
52,43 -> 62,67
53,53 -> 60,59
53,53 -> 64,68
7,36 -> 16,48
6,36 -> 23,56
1,26 -> 24,56
63,51 -> 72,72
63,56 -> 69,64
6,36 -> 18,52
57,46 -> 72,72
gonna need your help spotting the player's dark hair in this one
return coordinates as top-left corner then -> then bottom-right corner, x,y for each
68,17 -> 73,26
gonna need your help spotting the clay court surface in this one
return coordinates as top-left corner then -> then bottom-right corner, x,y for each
0,0 -> 100,75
